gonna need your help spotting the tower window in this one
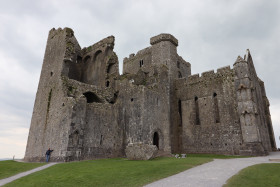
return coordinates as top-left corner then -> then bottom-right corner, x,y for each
213,93 -> 220,123
178,100 -> 182,126
178,71 -> 182,78
195,96 -> 200,125
139,59 -> 144,67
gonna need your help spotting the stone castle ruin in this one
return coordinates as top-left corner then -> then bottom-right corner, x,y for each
24,27 -> 276,162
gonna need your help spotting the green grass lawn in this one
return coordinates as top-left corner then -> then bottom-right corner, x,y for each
0,160 -> 46,180
3,156 -> 214,187
224,163 -> 280,187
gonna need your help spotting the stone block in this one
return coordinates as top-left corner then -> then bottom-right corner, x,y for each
125,143 -> 158,160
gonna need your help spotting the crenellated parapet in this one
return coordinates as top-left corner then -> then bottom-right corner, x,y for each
185,66 -> 233,85
123,47 -> 151,63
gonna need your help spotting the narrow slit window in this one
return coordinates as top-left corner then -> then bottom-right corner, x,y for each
213,93 -> 220,123
178,71 -> 182,78
140,59 -> 144,67
178,100 -> 182,126
177,61 -> 180,68
195,96 -> 200,125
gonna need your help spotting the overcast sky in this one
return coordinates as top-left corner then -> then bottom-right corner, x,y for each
0,0 -> 279,159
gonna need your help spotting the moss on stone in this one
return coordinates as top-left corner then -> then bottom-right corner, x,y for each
65,27 -> 74,37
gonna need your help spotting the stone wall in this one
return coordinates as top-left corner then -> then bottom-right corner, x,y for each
25,28 -> 76,162
233,50 -> 276,155
175,66 -> 243,155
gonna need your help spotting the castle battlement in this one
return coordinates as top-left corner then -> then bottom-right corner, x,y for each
187,65 -> 233,83
201,70 -> 215,77
49,27 -> 74,39
217,66 -> 231,73
123,47 -> 151,63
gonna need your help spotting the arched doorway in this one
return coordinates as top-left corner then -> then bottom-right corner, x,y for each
153,132 -> 159,148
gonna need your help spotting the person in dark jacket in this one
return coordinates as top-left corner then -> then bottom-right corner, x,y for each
45,148 -> 53,162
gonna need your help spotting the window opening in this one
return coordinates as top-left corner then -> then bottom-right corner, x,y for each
213,93 -> 220,123
195,96 -> 200,125
106,81 -> 110,87
178,100 -> 182,126
177,61 -> 180,68
178,71 -> 182,78
139,59 -> 144,67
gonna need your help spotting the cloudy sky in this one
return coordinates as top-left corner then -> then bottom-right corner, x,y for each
0,0 -> 279,159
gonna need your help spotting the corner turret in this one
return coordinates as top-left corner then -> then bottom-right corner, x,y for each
150,33 -> 178,46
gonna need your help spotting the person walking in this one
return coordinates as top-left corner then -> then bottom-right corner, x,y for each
45,148 -> 53,162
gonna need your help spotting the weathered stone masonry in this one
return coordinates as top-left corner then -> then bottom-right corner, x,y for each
24,27 -> 276,162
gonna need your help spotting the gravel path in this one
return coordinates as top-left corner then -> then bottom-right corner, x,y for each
145,152 -> 280,187
0,162 -> 57,186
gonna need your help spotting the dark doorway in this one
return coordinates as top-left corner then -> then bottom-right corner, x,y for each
153,132 -> 159,148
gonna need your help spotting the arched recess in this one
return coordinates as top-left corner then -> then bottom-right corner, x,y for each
107,63 -> 114,74
83,92 -> 102,103
83,55 -> 91,63
72,130 -> 79,146
151,129 -> 164,150
153,132 -> 159,148
93,50 -> 102,62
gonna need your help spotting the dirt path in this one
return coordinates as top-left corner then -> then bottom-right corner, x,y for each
0,163 -> 57,186
145,152 -> 280,187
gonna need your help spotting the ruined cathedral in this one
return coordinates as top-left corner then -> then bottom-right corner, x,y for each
24,28 -> 276,162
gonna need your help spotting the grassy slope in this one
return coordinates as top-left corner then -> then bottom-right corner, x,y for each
0,160 -> 46,180
4,157 -> 213,187
224,163 -> 280,187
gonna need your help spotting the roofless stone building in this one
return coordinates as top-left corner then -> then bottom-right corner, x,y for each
24,28 -> 276,162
